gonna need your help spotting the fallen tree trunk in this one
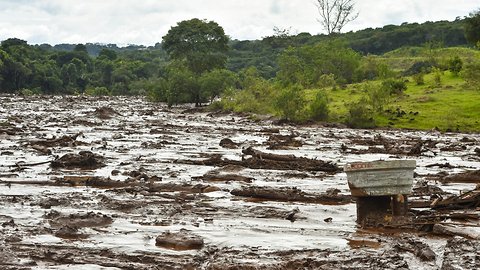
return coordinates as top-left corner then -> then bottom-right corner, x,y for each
231,186 -> 352,205
433,224 -> 480,239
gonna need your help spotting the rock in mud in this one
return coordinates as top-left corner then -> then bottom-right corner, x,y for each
219,138 -> 239,149
155,229 -> 204,250
51,151 -> 105,169
49,211 -> 113,229
55,225 -> 88,239
94,106 -> 119,119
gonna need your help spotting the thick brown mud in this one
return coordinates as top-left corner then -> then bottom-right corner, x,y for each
1,95 -> 480,269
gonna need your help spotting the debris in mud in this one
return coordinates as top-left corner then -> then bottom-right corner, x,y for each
178,148 -> 339,173
55,225 -> 88,239
240,147 -> 339,172
231,186 -> 351,205
48,211 -> 113,229
441,237 -> 480,269
411,180 -> 449,196
146,182 -> 221,194
192,170 -> 253,183
219,138 -> 239,149
265,133 -> 303,150
410,185 -> 480,210
94,106 -> 119,119
394,238 -> 436,261
50,151 -> 106,169
342,135 -> 437,156
56,176 -> 131,188
155,229 -> 204,250
29,132 -> 84,148
440,169 -> 480,183
433,224 -> 480,239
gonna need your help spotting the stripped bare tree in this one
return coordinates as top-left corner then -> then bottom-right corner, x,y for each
314,0 -> 359,34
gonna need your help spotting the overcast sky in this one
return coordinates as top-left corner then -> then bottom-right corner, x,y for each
0,0 -> 477,46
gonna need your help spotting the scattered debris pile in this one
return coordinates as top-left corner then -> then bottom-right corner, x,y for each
265,133 -> 303,150
51,151 -> 106,169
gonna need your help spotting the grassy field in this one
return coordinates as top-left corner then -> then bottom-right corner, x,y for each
305,71 -> 480,132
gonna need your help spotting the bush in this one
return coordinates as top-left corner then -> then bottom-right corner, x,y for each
274,84 -> 306,121
346,98 -> 376,129
448,56 -> 463,76
461,62 -> 480,89
403,61 -> 436,76
412,73 -> 425,85
432,67 -> 442,87
308,91 -> 329,121
85,86 -> 111,96
366,84 -> 389,112
19,88 -> 35,96
381,79 -> 407,95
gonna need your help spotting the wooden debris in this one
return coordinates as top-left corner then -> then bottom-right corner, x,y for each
231,186 -> 352,205
433,224 -> 480,240
51,151 -> 106,169
440,170 -> 480,184
177,147 -> 340,173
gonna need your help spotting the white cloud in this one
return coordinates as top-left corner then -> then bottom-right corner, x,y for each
0,0 -> 477,45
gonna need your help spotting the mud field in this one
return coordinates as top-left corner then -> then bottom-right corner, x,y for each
1,95 -> 479,270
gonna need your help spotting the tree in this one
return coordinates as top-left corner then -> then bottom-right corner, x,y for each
464,9 -> 480,46
277,39 -> 361,87
162,18 -> 229,74
274,84 -> 306,121
314,0 -> 359,34
199,69 -> 237,102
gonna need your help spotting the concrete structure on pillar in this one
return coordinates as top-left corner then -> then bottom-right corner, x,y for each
344,160 -> 416,226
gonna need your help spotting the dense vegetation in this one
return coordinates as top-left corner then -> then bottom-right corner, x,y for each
1,14 -> 479,132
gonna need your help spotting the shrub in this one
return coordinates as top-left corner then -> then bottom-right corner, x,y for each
346,98 -> 376,129
403,61 -> 436,76
461,62 -> 480,89
308,91 -> 329,121
448,56 -> 463,76
85,86 -> 111,96
381,79 -> 407,95
432,67 -> 442,87
274,84 -> 306,121
366,84 -> 389,112
412,73 -> 425,85
19,88 -> 35,96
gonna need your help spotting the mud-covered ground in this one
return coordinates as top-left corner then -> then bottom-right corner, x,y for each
1,95 -> 479,270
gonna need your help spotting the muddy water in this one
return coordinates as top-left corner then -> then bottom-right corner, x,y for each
1,95 -> 479,269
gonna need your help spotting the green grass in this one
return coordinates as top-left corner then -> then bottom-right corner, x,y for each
305,71 -> 480,132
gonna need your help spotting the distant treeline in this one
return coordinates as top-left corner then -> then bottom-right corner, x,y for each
0,19 -> 469,95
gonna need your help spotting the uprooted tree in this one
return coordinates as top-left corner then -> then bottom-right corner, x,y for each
314,0 -> 359,34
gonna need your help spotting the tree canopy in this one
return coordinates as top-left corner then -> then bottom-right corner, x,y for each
464,9 -> 480,46
162,18 -> 229,74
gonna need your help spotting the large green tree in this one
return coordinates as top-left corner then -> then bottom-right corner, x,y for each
162,18 -> 229,105
465,9 -> 480,46
162,18 -> 229,74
